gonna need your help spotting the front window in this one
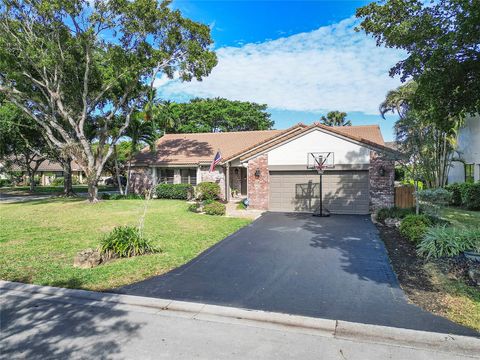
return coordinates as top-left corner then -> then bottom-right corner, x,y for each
181,169 -> 197,185
465,164 -> 474,183
159,169 -> 174,184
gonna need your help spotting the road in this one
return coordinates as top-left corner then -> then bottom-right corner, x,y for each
1,283 -> 478,360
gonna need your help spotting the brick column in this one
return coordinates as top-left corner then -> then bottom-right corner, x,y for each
369,151 -> 395,212
247,154 -> 269,210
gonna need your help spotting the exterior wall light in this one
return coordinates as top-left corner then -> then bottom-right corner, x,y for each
234,168 -> 239,175
255,168 -> 261,178
379,166 -> 386,177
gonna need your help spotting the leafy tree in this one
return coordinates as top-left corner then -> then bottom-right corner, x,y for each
356,0 -> 480,126
320,111 -> 351,126
0,0 -> 217,202
154,98 -> 274,133
0,102 -> 47,191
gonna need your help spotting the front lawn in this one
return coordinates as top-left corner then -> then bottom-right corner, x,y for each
441,206 -> 480,228
0,185 -> 116,194
0,198 -> 250,291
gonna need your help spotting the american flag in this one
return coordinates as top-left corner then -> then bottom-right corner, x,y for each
209,151 -> 222,172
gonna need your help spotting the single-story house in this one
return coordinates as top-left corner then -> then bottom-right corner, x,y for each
448,115 -> 480,184
7,159 -> 85,185
130,122 -> 398,214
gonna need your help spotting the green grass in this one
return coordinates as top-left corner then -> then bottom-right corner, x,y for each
0,185 -> 116,194
441,206 -> 480,228
0,198 -> 250,291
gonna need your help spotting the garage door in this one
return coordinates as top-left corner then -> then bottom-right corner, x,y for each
269,170 -> 369,214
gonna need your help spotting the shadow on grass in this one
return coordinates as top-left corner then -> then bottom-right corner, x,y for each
1,280 -> 143,359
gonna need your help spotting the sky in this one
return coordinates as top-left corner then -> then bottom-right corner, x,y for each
155,0 -> 405,141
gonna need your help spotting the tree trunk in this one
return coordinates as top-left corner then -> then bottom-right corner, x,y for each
414,180 -> 420,215
87,178 -> 99,203
62,160 -> 75,197
113,145 -> 124,195
28,170 -> 35,192
125,158 -> 132,195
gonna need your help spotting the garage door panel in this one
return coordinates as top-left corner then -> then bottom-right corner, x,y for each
269,170 -> 369,214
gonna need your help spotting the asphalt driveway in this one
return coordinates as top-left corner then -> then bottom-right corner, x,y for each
116,212 -> 477,336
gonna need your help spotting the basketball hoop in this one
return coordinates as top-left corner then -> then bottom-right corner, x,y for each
306,152 -> 335,217
315,165 -> 325,175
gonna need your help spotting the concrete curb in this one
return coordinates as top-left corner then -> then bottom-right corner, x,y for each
1,280 -> 479,357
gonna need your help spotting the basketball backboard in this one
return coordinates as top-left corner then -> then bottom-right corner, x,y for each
307,152 -> 335,171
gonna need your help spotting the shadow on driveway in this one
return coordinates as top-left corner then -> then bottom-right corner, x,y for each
116,212 -> 478,337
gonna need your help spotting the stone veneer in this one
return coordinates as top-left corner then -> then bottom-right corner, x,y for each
129,167 -> 153,195
247,154 -> 269,210
369,151 -> 395,212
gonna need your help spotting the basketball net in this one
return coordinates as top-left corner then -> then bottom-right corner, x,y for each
315,164 -> 325,175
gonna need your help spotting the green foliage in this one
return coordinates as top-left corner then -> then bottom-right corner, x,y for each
51,177 -> 65,187
399,214 -> 432,244
102,193 -> 144,200
0,179 -> 12,187
418,226 -> 480,259
445,183 -> 464,206
155,183 -> 193,200
187,202 -> 200,213
415,188 -> 451,217
376,206 -> 414,223
203,201 -> 226,216
356,0 -> 480,125
460,182 -> 480,210
394,167 -> 405,182
320,111 -> 351,126
154,98 -> 274,133
196,182 -> 220,201
100,226 -> 159,259
236,201 -> 247,210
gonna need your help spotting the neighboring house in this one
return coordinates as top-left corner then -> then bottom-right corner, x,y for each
7,159 -> 85,185
130,122 -> 398,214
448,115 -> 480,184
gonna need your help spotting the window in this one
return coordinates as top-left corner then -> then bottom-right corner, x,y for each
465,164 -> 474,183
181,169 -> 197,185
159,169 -> 174,184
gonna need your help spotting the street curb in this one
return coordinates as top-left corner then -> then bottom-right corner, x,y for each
1,280 -> 479,357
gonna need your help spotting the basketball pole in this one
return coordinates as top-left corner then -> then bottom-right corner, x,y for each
313,168 -> 329,217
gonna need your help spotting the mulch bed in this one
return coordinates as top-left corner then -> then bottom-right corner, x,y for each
376,224 -> 479,315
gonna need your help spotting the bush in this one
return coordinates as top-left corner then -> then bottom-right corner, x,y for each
0,178 -> 12,187
444,183 -> 463,206
415,188 -> 451,217
203,201 -> 226,216
399,214 -> 432,244
417,226 -> 480,259
196,182 -> 220,201
100,226 -> 159,259
155,183 -> 193,200
108,193 -> 144,200
187,202 -> 200,213
376,206 -> 414,223
51,177 -> 64,186
461,182 -> 480,210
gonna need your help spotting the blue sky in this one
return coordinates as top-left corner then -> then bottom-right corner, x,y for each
156,0 -> 404,141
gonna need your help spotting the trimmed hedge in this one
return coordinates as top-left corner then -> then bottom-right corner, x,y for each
196,182 -> 220,201
399,214 -> 432,244
445,182 -> 480,210
203,201 -> 226,216
102,193 -> 144,200
155,183 -> 193,200
445,183 -> 463,206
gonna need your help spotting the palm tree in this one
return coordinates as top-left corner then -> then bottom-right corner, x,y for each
320,111 -> 351,126
379,80 -> 417,119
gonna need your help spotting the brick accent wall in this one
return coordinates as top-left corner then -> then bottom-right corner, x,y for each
129,167 -> 153,195
198,165 -> 226,200
369,151 -> 395,212
247,154 -> 269,210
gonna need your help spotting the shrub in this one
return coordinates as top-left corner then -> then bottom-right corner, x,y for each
51,177 -> 65,186
0,178 -> 12,187
155,183 -> 193,200
196,182 -> 220,201
399,214 -> 432,244
376,206 -> 414,223
187,202 -> 200,212
415,188 -> 451,217
417,226 -> 480,259
203,201 -> 226,216
444,183 -> 463,206
460,182 -> 480,210
100,226 -> 159,258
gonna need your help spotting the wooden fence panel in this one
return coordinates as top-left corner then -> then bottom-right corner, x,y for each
395,185 -> 415,208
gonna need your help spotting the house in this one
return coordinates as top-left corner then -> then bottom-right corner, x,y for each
7,159 -> 85,185
448,115 -> 480,184
130,122 -> 398,214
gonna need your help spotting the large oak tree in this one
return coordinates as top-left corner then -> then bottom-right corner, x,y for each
0,0 -> 217,201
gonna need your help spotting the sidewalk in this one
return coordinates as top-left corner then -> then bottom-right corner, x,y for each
1,281 -> 479,360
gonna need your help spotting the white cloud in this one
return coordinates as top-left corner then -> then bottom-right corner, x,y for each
156,17 -> 405,115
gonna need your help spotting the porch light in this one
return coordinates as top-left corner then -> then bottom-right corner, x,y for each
234,168 -> 239,175
379,166 -> 386,177
255,168 -> 261,178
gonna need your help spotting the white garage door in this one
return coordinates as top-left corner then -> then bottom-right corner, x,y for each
269,170 -> 370,214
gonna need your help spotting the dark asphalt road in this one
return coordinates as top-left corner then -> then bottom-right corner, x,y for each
116,212 -> 478,336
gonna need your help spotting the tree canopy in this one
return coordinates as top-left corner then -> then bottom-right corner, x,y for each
320,111 -> 351,126
356,0 -> 480,125
0,0 -> 217,201
154,97 -> 274,133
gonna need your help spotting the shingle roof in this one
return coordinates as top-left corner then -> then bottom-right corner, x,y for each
6,158 -> 82,172
132,123 -> 388,166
